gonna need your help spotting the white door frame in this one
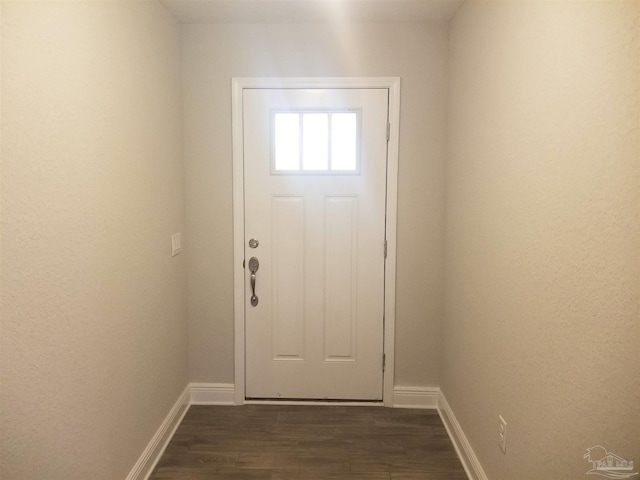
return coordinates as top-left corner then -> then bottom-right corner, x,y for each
231,77 -> 400,406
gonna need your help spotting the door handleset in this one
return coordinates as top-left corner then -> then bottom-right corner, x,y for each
249,257 -> 259,306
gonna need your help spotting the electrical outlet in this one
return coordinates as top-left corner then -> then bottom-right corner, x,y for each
499,415 -> 507,453
171,233 -> 182,257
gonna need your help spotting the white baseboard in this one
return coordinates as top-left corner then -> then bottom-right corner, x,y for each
393,386 -> 439,409
125,384 -> 190,480
190,382 -> 235,405
189,383 -> 440,409
437,391 -> 488,480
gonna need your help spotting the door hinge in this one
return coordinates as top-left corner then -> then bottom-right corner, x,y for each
384,240 -> 388,259
383,353 -> 386,372
386,122 -> 390,142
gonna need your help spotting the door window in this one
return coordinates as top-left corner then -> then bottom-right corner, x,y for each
272,111 -> 360,174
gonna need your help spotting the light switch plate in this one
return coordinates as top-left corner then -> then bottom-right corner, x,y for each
171,233 -> 182,257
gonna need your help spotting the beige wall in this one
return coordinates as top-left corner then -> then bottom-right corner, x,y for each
0,2 -> 187,479
443,1 -> 640,479
183,22 -> 448,387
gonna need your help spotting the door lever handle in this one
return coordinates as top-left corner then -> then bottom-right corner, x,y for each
248,257 -> 259,306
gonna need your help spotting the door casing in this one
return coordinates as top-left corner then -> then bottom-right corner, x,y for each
231,77 -> 401,406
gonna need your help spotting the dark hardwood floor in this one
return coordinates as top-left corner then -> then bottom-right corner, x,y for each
149,405 -> 468,479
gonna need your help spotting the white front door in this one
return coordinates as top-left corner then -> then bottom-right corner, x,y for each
243,88 -> 389,400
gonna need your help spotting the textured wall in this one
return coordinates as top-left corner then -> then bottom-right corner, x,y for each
443,1 -> 640,479
182,22 -> 448,387
0,2 -> 187,479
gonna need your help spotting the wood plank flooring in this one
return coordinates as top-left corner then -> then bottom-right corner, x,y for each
149,405 -> 468,479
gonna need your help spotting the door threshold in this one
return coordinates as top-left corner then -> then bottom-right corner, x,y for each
245,398 -> 384,407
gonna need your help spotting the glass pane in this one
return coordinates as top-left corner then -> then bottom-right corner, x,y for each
331,113 -> 357,171
274,113 -> 300,170
302,114 -> 329,171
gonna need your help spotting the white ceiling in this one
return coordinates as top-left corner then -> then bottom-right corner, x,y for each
160,0 -> 465,24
